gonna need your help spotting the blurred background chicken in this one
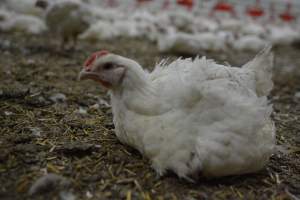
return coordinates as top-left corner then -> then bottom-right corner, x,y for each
0,12 -> 46,35
35,0 -> 90,50
0,0 -> 298,52
3,0 -> 43,17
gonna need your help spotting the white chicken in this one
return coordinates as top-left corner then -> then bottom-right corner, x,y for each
233,35 -> 270,52
192,16 -> 219,33
0,10 -> 46,34
158,31 -> 203,54
158,30 -> 232,54
86,5 -> 125,22
3,0 -> 43,17
167,10 -> 194,32
240,22 -> 266,37
267,25 -> 300,46
218,18 -> 242,33
80,19 -> 143,42
35,0 -> 90,49
78,47 -> 275,179
79,20 -> 119,41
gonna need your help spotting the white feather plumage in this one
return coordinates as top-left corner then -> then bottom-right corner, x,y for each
109,47 -> 275,179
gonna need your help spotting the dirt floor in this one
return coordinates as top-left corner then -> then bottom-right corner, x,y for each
0,32 -> 300,200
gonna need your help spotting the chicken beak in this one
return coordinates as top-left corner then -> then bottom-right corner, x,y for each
78,68 -> 99,81
78,68 -> 113,88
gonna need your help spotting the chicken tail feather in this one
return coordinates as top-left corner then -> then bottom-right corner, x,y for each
242,46 -> 274,96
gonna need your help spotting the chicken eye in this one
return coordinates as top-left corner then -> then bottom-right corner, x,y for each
103,63 -> 114,70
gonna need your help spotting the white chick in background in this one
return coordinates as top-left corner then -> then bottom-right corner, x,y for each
35,0 -> 90,49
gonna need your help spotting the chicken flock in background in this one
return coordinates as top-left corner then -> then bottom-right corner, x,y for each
78,47 -> 275,179
0,0 -> 299,52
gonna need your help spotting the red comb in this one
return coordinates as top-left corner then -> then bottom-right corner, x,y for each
84,50 -> 109,69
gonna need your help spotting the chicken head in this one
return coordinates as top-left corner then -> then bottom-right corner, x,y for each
78,50 -> 126,89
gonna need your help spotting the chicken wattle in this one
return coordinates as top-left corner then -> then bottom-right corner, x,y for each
79,47 -> 275,180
